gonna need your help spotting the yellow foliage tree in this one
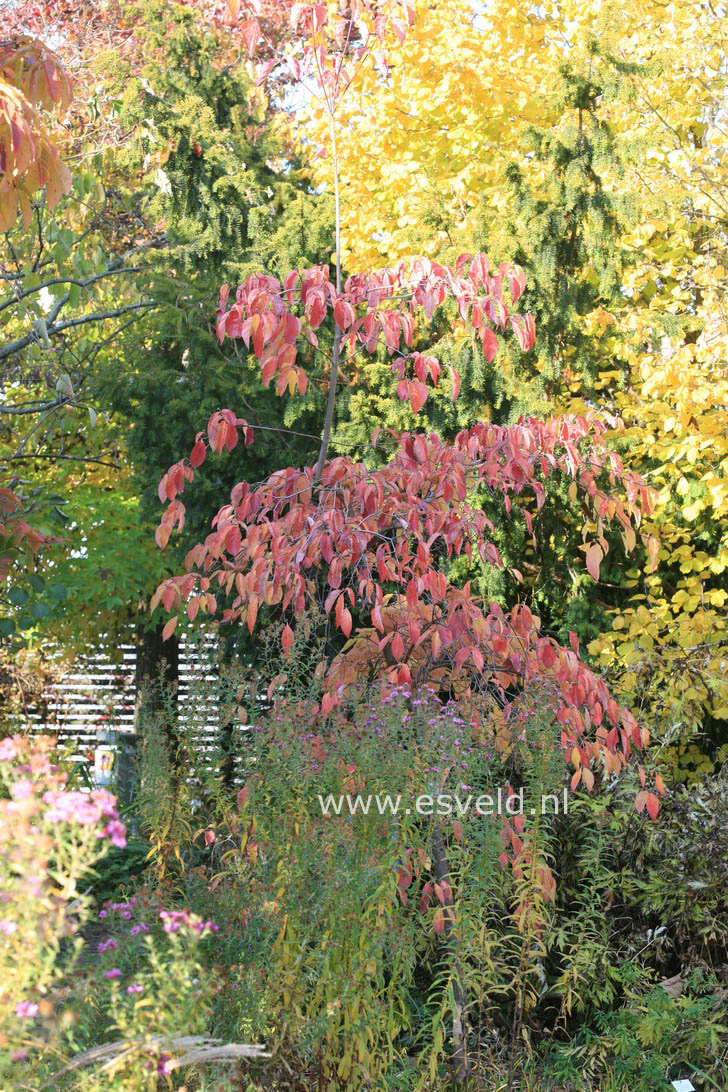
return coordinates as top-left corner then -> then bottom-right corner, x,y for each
283,0 -> 728,778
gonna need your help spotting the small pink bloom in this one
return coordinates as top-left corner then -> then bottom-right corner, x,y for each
195,919 -> 219,935
105,820 -> 127,848
157,1054 -> 173,1075
0,919 -> 17,935
103,968 -> 122,980
127,983 -> 144,995
16,1001 -> 39,1018
0,739 -> 18,761
159,909 -> 190,933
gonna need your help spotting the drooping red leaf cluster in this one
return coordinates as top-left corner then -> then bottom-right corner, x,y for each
153,393 -> 662,805
215,254 -> 534,410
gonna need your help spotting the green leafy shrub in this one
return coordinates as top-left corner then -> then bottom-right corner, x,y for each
128,642 -> 728,1089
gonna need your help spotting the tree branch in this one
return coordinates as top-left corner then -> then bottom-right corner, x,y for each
0,301 -> 155,362
314,112 -> 342,483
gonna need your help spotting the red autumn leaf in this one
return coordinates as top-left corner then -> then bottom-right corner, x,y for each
481,326 -> 498,362
256,58 -> 276,85
507,266 -> 526,303
397,865 -> 412,890
585,542 -> 603,581
240,18 -> 262,56
409,380 -> 428,414
334,298 -> 355,330
320,691 -> 337,716
539,641 -> 557,669
511,313 -> 536,351
190,439 -> 206,468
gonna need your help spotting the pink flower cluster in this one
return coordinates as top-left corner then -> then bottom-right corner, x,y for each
0,736 -> 126,848
41,789 -> 126,846
159,909 -> 218,936
99,898 -> 139,922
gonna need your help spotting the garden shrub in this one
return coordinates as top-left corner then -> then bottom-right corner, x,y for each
5,650 -> 726,1089
0,732 -> 265,1089
0,733 -> 126,1084
127,644 -> 728,1089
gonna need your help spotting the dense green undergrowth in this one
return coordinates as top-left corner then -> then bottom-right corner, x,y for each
4,640 -> 725,1091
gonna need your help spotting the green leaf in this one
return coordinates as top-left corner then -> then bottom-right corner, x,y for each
8,587 -> 29,606
0,619 -> 16,637
28,573 -> 45,593
31,602 -> 51,620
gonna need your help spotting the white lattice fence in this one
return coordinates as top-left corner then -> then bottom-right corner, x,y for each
16,629 -> 261,795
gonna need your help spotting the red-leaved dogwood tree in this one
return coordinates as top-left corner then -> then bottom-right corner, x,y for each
152,7 -> 663,1068
153,0 -> 662,819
